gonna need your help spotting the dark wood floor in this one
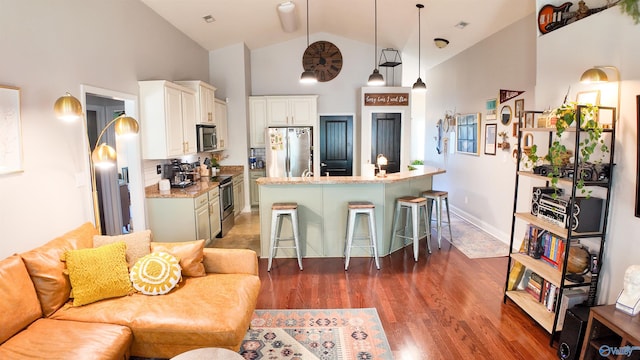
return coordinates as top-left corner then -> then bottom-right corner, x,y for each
217,212 -> 559,359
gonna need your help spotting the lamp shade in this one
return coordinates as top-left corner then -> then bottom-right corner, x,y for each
412,78 -> 427,92
92,143 -> 117,168
368,69 -> 384,86
376,154 -> 387,166
300,70 -> 318,84
580,68 -> 609,83
277,1 -> 298,32
114,115 -> 140,137
54,92 -> 83,121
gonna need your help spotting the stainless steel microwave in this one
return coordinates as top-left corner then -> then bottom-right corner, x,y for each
196,124 -> 217,152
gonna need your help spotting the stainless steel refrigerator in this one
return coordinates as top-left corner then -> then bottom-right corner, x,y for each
266,127 -> 312,177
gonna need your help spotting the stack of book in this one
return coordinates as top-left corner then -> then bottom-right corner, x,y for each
524,271 -> 560,311
522,224 -> 565,268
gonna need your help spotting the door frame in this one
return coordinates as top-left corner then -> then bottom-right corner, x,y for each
80,85 -> 145,232
319,112 -> 356,176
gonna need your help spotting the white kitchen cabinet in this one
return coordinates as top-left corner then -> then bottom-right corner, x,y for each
249,97 -> 267,148
215,98 -> 228,151
208,187 -> 221,238
233,173 -> 245,216
139,80 -> 197,159
194,195 -> 211,244
266,95 -> 318,127
176,80 -> 216,125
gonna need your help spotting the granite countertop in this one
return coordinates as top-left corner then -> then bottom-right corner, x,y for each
146,165 -> 245,198
256,166 -> 445,185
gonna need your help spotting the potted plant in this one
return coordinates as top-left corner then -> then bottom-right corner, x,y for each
526,102 -> 608,195
408,159 -> 424,171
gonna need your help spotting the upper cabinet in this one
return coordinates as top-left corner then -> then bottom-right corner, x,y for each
265,95 -> 318,127
249,97 -> 267,148
214,98 -> 228,151
176,81 -> 216,125
139,80 -> 197,159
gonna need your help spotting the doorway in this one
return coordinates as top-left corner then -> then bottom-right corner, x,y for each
371,112 -> 401,173
319,115 -> 353,176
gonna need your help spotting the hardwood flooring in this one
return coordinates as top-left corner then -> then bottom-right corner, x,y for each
213,211 -> 559,359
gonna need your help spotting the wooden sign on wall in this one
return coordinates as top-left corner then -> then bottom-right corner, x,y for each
364,93 -> 409,106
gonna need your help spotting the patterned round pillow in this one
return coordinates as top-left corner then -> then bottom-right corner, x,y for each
130,252 -> 182,295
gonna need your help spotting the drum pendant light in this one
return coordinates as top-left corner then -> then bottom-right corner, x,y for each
300,0 -> 317,84
367,0 -> 384,86
412,4 -> 427,92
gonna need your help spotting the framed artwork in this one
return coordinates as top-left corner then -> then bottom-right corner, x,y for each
512,121 -> 520,137
515,99 -> 524,119
500,105 -> 512,126
576,90 -> 601,105
486,98 -> 497,120
0,86 -> 23,174
636,95 -> 640,217
456,112 -> 481,156
484,123 -> 497,155
524,112 -> 535,128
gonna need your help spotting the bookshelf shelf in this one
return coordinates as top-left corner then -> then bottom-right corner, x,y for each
504,107 -> 616,343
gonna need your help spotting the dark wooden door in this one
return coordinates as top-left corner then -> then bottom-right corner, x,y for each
319,115 -> 353,176
371,112 -> 401,173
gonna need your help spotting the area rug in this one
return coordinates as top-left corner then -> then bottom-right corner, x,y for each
447,213 -> 509,259
239,308 -> 393,360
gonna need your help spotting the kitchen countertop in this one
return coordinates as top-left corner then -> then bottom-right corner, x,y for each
145,165 -> 245,199
256,166 -> 445,185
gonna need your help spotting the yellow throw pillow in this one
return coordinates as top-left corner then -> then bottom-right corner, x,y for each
63,241 -> 133,306
150,240 -> 206,277
130,252 -> 182,295
93,230 -> 152,268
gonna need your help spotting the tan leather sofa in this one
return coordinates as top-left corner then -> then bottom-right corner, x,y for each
0,223 -> 261,359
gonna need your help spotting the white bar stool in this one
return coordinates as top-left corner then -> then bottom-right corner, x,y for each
344,201 -> 380,271
389,196 -> 431,261
268,202 -> 303,271
421,190 -> 453,249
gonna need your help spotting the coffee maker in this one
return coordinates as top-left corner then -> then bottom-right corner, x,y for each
164,159 -> 194,188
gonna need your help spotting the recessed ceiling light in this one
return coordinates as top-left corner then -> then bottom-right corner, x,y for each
454,21 -> 469,29
203,15 -> 215,23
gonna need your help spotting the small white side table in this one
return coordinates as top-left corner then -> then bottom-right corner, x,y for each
171,347 -> 244,360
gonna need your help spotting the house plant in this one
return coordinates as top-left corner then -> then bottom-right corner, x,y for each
408,159 -> 424,171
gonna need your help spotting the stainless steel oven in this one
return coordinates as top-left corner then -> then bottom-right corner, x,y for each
216,175 -> 234,237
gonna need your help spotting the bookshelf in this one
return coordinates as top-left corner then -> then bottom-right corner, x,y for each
503,107 -> 617,344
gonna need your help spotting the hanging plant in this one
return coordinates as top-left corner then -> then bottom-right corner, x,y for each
620,0 -> 640,24
526,102 -> 607,196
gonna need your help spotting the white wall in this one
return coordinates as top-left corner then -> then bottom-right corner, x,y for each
0,0 -> 209,259
535,9 -> 640,304
424,15 -> 537,241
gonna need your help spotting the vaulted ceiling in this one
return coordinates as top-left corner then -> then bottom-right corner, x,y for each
141,0 -> 534,69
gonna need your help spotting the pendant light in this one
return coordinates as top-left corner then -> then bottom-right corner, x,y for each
367,0 -> 384,86
300,0 -> 317,84
412,4 -> 427,92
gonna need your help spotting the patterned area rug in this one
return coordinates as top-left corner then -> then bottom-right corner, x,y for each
448,213 -> 509,259
239,308 -> 392,360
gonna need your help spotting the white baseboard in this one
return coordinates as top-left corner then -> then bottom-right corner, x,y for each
448,205 -> 511,246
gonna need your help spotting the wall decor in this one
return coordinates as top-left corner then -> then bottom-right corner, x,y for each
512,121 -> 519,137
500,105 -> 512,126
515,99 -> 524,118
485,123 -> 497,155
486,98 -> 497,120
576,90 -> 601,105
636,95 -> 640,217
538,1 -> 621,36
456,112 -> 481,156
499,89 -> 525,103
364,93 -> 409,106
0,85 -> 23,174
524,112 -> 535,128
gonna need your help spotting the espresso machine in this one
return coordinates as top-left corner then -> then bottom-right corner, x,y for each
164,159 -> 195,188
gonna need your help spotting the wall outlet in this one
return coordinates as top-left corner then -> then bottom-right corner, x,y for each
156,164 -> 162,174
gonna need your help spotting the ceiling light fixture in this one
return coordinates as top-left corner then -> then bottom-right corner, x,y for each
367,0 -> 384,86
300,0 -> 317,84
277,1 -> 298,33
454,21 -> 469,29
412,4 -> 426,92
434,38 -> 449,49
202,15 -> 215,23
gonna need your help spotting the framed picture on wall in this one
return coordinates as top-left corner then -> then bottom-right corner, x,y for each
484,123 -> 497,155
456,113 -> 481,156
515,99 -> 524,118
576,90 -> 601,105
486,98 -> 497,120
0,85 -> 23,174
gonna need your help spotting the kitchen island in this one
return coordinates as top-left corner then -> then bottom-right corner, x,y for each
257,167 -> 446,259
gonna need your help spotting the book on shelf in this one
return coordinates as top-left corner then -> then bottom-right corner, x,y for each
527,224 -> 546,259
526,272 -> 544,301
525,224 -> 566,268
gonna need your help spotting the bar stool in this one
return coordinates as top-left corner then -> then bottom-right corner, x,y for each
390,196 -> 431,261
344,201 -> 380,271
268,202 -> 303,272
421,190 -> 453,249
